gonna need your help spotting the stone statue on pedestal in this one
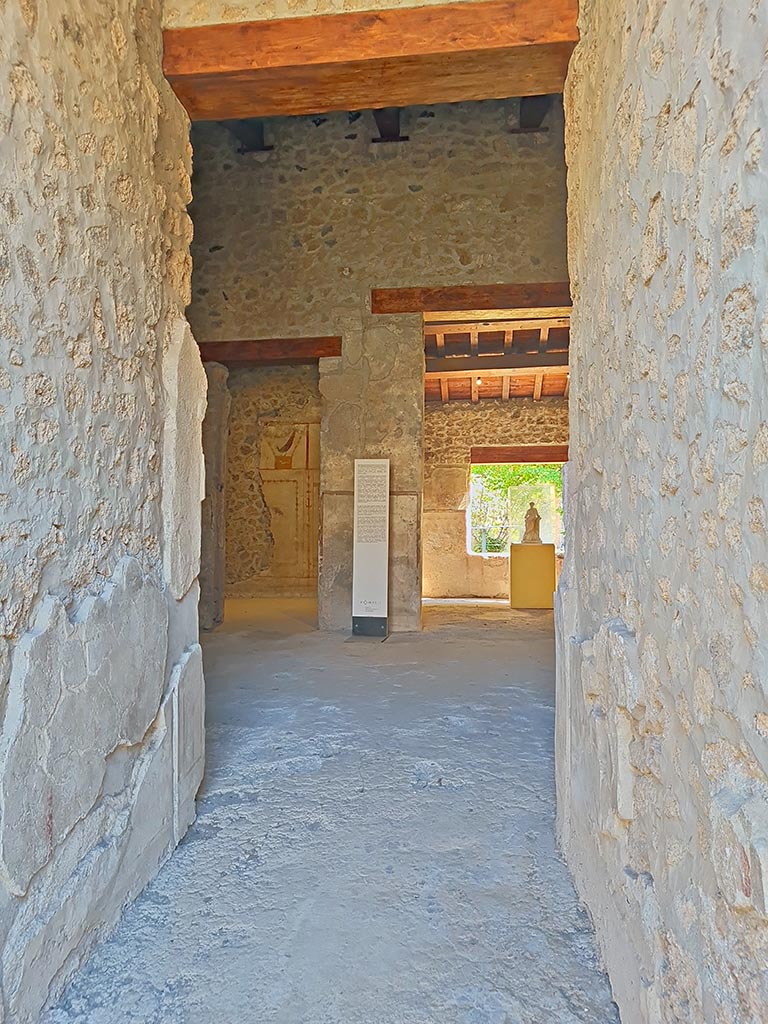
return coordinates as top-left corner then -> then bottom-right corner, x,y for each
522,502 -> 542,544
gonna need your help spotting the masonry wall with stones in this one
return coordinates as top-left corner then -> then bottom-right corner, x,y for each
226,365 -> 321,598
423,399 -> 568,598
190,101 -> 567,628
200,363 -> 230,629
557,1 -> 768,1021
164,0 -> 477,28
0,3 -> 205,1021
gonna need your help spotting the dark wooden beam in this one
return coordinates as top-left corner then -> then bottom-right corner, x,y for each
372,107 -> 408,143
163,0 -> 578,121
471,444 -> 569,464
198,337 -> 341,365
372,281 -> 572,314
511,94 -> 554,134
426,351 -> 568,375
221,118 -> 273,153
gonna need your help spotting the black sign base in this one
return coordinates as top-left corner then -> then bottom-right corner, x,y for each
352,615 -> 388,638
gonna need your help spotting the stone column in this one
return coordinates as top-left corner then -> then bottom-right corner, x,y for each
199,362 -> 231,630
319,308 -> 423,632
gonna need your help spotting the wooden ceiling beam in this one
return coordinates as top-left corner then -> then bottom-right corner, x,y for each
426,351 -> 568,375
198,337 -> 341,365
425,363 -> 566,382
425,317 -> 570,335
163,0 -> 578,121
373,281 -> 571,314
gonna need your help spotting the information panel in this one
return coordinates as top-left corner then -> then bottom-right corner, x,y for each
352,459 -> 390,636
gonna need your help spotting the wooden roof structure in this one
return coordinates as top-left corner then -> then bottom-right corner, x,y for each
424,310 -> 570,404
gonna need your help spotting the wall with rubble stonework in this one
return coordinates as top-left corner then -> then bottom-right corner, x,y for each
423,399 -> 568,598
0,3 -> 205,1020
164,0 -> 480,28
557,1 -> 768,1021
191,101 -> 567,629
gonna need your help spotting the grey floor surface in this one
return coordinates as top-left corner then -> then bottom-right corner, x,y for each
43,599 -> 619,1024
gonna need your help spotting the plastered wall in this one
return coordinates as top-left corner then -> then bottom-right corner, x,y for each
423,399 -> 568,598
0,3 -> 205,1020
557,1 -> 768,1020
190,101 -> 567,628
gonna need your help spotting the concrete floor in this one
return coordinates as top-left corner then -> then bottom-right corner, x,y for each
44,599 -> 619,1024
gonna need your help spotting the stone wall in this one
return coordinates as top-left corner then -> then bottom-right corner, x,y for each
424,399 -> 568,598
164,0 -> 479,28
226,365 -> 321,597
0,3 -> 205,1021
200,363 -> 230,629
557,1 -> 768,1021
190,101 -> 567,629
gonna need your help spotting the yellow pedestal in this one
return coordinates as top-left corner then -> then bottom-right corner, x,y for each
509,543 -> 556,609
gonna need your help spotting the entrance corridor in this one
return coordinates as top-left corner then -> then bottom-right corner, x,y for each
44,601 -> 618,1023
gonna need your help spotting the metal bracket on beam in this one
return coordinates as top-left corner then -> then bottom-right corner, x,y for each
371,107 -> 409,143
221,118 -> 274,153
510,95 -> 553,135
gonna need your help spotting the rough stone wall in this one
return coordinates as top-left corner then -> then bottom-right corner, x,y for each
200,363 -> 230,629
226,364 -> 321,596
423,399 -> 568,598
189,103 -> 566,340
0,3 -> 205,1021
557,2 -> 768,1021
164,0 -> 479,28
190,102 -> 567,629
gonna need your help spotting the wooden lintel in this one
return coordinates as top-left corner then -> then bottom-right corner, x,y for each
471,444 -> 569,464
198,337 -> 341,365
373,281 -> 571,315
164,1 -> 578,120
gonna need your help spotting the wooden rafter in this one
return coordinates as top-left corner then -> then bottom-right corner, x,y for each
198,337 -> 341,365
425,362 -> 566,382
163,0 -> 578,121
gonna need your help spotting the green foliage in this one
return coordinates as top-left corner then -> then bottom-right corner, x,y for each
469,463 -> 564,553
472,463 -> 563,498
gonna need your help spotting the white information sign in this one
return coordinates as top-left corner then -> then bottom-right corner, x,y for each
352,459 -> 390,621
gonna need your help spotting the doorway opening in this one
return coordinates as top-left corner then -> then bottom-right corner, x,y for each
421,303 -> 570,605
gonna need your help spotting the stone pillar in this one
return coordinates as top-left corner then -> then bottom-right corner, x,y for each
319,308 -> 423,632
199,363 -> 231,630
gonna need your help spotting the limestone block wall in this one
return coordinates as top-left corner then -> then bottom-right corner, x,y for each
423,399 -> 568,598
557,1 -> 768,1021
164,0 -> 479,28
225,365 -> 321,597
189,102 -> 567,628
0,3 -> 205,1021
